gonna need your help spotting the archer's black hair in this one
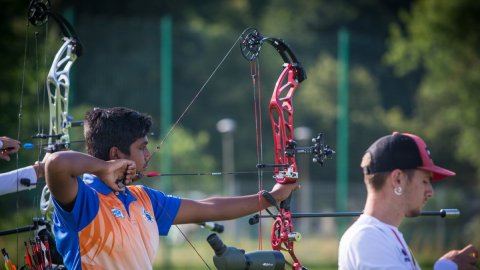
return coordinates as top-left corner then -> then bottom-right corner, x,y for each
84,107 -> 152,160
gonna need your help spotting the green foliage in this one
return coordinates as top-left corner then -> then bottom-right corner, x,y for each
385,0 -> 480,252
385,0 -> 480,181
298,53 -> 390,177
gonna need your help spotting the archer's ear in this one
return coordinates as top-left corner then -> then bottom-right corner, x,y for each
109,147 -> 123,160
389,169 -> 403,186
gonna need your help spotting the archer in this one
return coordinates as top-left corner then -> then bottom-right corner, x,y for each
45,106 -> 298,270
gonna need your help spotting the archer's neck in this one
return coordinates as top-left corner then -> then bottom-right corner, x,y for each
363,193 -> 404,227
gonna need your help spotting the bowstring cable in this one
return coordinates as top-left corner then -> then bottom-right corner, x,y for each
152,33 -> 242,160
250,59 -> 265,251
33,24 -> 48,221
38,22 -> 49,220
14,18 -> 32,263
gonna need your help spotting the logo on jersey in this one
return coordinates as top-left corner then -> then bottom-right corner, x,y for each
142,207 -> 154,223
398,247 -> 416,266
111,208 -> 125,218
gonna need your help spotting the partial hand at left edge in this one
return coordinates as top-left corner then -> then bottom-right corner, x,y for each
0,136 -> 21,161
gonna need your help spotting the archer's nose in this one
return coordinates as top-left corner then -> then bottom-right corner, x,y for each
145,148 -> 151,160
426,182 -> 434,198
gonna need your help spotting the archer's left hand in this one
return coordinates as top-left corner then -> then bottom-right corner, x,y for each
269,182 -> 300,202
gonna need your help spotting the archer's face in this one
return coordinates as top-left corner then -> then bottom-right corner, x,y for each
404,169 -> 434,217
127,136 -> 151,173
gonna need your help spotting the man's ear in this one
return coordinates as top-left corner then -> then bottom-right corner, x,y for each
389,169 -> 403,187
109,146 -> 125,160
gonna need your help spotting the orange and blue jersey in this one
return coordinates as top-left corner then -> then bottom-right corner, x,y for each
51,174 -> 181,270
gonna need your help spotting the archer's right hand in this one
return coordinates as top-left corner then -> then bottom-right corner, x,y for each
99,159 -> 136,192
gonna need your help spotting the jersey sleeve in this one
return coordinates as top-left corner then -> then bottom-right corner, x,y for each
434,259 -> 458,270
141,186 -> 181,235
52,176 -> 100,231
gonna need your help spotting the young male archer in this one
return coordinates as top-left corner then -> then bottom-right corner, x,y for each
45,106 -> 298,270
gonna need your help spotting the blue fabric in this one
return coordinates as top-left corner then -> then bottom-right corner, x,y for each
52,176 -> 97,270
434,259 -> 458,270
142,185 -> 182,235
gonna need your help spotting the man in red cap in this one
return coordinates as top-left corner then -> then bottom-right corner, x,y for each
338,132 -> 478,269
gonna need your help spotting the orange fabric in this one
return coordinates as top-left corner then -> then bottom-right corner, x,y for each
78,187 -> 159,269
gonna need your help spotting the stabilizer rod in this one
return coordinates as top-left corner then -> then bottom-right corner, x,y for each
249,209 -> 460,225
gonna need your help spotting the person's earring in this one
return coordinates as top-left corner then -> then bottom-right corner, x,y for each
394,186 -> 403,196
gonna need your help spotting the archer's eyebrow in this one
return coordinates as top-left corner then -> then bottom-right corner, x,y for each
426,172 -> 433,182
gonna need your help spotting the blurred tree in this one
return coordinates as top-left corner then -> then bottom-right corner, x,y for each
384,0 -> 480,247
385,0 -> 480,183
297,53 -> 390,181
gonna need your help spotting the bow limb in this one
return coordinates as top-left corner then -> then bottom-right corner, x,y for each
29,0 -> 82,153
27,0 -> 83,217
270,63 -> 300,184
45,38 -> 79,153
39,37 -> 80,216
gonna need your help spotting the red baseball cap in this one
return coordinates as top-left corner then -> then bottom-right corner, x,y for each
362,132 -> 455,181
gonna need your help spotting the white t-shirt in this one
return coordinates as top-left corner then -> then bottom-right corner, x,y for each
339,214 -> 457,270
0,166 -> 37,196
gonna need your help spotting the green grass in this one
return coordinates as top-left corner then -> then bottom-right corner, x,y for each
153,235 -> 339,269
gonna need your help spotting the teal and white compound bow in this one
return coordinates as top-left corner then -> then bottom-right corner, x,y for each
0,1 -> 83,268
27,0 -> 83,217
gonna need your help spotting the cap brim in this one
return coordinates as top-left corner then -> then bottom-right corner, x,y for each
418,165 -> 456,182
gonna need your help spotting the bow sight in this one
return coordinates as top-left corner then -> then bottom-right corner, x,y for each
256,133 -> 335,172
286,133 -> 335,165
